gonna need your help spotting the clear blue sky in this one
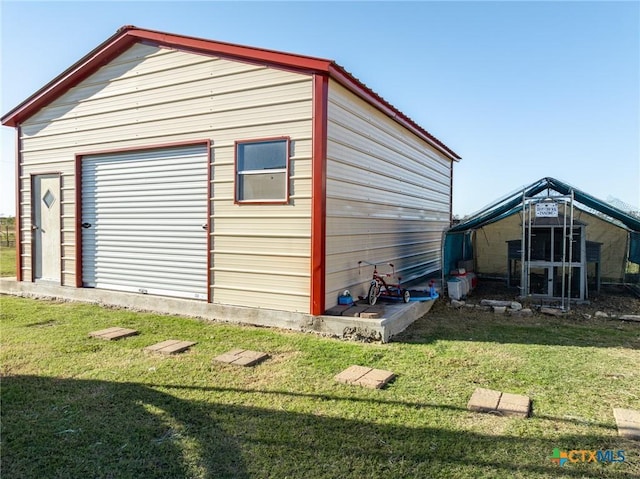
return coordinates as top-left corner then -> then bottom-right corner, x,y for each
1,1 -> 639,217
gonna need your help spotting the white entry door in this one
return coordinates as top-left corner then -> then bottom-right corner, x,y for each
33,174 -> 61,282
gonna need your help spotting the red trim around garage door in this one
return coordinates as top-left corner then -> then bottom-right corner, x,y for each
74,139 -> 212,298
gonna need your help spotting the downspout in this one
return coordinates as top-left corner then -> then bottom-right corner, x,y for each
449,161 -> 454,225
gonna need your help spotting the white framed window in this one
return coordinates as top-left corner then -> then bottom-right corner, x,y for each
235,137 -> 290,203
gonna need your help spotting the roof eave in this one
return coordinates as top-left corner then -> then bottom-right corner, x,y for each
2,28 -> 136,127
328,64 -> 461,162
1,26 -> 461,163
1,26 -> 335,127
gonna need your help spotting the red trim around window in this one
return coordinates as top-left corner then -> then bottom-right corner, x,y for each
310,74 -> 328,316
233,136 -> 291,205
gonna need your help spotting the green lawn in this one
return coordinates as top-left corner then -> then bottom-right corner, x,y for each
0,245 -> 16,276
1,296 -> 639,478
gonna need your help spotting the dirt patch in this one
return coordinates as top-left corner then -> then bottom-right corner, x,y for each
457,279 -> 640,317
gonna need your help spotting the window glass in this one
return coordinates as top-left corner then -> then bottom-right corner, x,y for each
236,138 -> 288,202
238,141 -> 286,171
238,172 -> 286,201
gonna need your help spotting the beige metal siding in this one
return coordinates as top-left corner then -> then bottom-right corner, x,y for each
325,80 -> 452,306
18,43 -> 313,312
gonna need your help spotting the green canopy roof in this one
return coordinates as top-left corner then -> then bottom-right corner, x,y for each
449,177 -> 640,233
443,177 -> 640,273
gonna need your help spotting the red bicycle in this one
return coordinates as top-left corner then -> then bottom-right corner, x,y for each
359,261 -> 410,305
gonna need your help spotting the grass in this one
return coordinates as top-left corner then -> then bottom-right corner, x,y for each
0,245 -> 16,276
1,296 -> 639,478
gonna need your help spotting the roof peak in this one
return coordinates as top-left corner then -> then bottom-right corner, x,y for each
2,25 -> 460,160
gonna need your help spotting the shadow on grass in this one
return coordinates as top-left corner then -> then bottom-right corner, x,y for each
393,301 -> 640,349
2,375 -> 637,478
153,383 -> 618,431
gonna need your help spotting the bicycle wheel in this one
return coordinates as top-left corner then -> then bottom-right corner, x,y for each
402,289 -> 411,303
367,282 -> 380,305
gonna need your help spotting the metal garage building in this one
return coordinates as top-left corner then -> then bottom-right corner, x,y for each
2,26 -> 460,320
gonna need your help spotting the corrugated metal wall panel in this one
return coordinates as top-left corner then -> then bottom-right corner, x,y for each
328,100 -> 452,178
26,82 -> 312,139
18,43 -> 313,312
325,231 -> 443,255
23,58 -> 309,134
325,80 -> 452,307
327,141 -> 450,195
209,288 -> 309,312
24,102 -> 312,151
82,144 -> 208,299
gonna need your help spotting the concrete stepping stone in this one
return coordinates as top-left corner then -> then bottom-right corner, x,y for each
213,348 -> 269,367
613,408 -> 640,439
467,387 -> 501,413
144,339 -> 196,355
467,387 -> 531,418
89,327 -> 139,341
497,392 -> 531,418
334,365 -> 395,389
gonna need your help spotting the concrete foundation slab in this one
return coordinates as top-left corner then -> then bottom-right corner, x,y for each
613,408 -> 640,439
341,306 -> 369,317
1,277 -> 437,342
144,339 -> 196,355
89,327 -> 139,341
324,305 -> 353,316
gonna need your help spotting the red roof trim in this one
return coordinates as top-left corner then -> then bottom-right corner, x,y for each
2,30 -> 136,128
1,25 -> 460,161
328,64 -> 461,160
127,27 -> 334,73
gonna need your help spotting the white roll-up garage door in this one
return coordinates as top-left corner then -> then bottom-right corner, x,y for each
82,144 -> 209,300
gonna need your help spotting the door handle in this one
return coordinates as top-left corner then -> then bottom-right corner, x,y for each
31,225 -> 39,230
82,222 -> 92,229
202,223 -> 208,231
